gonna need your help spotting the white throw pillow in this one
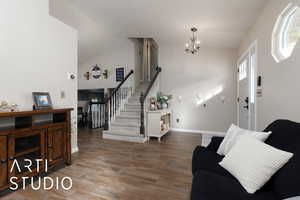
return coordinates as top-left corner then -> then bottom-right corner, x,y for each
219,135 -> 293,194
217,124 -> 271,155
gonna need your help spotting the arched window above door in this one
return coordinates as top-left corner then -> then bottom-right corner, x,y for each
272,3 -> 300,63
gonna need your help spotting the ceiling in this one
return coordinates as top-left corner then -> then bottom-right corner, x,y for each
50,0 -> 269,64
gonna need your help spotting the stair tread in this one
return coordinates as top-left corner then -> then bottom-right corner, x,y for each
111,122 -> 140,128
117,115 -> 140,119
104,130 -> 143,137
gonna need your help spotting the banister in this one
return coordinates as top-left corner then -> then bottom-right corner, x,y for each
88,70 -> 134,130
105,70 -> 134,103
140,67 -> 162,135
140,67 -> 162,103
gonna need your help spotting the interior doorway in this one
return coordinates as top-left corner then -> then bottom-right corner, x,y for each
142,38 -> 159,82
237,41 -> 258,130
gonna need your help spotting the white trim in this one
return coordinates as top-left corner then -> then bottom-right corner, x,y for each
72,146 -> 79,154
237,40 -> 258,131
170,128 -> 226,137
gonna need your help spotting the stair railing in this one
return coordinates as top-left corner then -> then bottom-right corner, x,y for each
89,70 -> 134,129
140,67 -> 162,135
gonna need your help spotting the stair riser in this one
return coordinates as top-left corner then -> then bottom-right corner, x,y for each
103,133 -> 146,143
120,111 -> 140,116
124,105 -> 140,110
114,117 -> 140,124
127,100 -> 140,104
110,126 -> 140,133
122,108 -> 140,112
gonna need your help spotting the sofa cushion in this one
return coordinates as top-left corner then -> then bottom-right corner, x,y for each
264,120 -> 300,152
217,124 -> 271,155
271,152 -> 300,199
219,135 -> 293,194
206,136 -> 224,152
192,146 -> 233,178
263,120 -> 300,199
191,170 -> 278,200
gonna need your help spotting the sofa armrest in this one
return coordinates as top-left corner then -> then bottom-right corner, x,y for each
206,136 -> 224,152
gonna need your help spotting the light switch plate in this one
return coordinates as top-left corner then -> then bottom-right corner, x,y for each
60,91 -> 66,99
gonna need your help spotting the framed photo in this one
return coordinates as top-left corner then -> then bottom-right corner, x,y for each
32,92 -> 53,110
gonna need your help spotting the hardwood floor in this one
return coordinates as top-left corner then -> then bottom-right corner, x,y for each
2,129 -> 202,200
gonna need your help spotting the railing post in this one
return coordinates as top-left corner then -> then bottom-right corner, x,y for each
104,101 -> 109,130
89,103 -> 93,129
140,92 -> 145,135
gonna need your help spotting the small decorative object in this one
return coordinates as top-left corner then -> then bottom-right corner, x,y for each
32,92 -> 53,110
149,97 -> 157,111
92,65 -> 101,79
116,67 -> 125,82
102,69 -> 108,79
0,101 -> 18,112
156,92 -> 173,110
84,72 -> 90,80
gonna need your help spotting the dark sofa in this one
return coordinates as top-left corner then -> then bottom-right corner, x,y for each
191,120 -> 300,200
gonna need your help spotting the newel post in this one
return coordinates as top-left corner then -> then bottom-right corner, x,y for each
140,92 -> 145,135
104,101 -> 109,130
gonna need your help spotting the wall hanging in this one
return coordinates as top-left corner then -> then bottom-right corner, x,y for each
92,65 -> 101,79
116,67 -> 125,82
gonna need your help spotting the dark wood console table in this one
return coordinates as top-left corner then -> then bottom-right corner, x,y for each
0,108 -> 73,191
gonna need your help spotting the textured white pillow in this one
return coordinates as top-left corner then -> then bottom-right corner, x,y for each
219,135 -> 293,194
217,124 -> 271,155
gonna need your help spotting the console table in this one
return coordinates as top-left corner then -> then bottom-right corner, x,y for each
0,108 -> 73,191
147,109 -> 171,142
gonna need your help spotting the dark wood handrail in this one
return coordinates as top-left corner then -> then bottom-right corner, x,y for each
140,67 -> 162,103
88,70 -> 134,130
140,67 -> 162,135
105,70 -> 134,103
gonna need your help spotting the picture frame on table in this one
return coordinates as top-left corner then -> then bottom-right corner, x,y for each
32,92 -> 53,110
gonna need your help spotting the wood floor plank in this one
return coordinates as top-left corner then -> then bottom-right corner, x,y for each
2,129 -> 201,200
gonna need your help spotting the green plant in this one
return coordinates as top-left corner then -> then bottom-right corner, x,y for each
156,92 -> 172,105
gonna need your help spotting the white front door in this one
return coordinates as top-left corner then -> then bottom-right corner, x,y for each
237,42 -> 257,130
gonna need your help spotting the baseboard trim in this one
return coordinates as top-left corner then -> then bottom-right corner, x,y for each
72,146 -> 79,154
170,128 -> 226,137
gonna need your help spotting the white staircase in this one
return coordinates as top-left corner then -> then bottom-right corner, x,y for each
103,85 -> 148,143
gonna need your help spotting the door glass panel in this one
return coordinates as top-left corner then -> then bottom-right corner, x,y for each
239,60 -> 248,81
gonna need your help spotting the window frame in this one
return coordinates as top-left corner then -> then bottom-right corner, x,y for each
272,3 -> 300,63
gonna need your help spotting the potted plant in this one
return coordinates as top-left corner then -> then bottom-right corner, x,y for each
156,92 -> 172,109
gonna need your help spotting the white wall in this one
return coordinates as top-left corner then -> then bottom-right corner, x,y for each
0,0 -> 78,152
78,38 -> 136,91
239,0 -> 300,130
159,45 -> 237,132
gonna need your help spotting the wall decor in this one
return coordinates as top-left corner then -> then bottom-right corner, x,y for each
102,69 -> 108,79
0,101 -> 18,112
116,67 -> 125,82
84,72 -> 90,80
32,92 -> 53,110
92,64 -> 101,79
